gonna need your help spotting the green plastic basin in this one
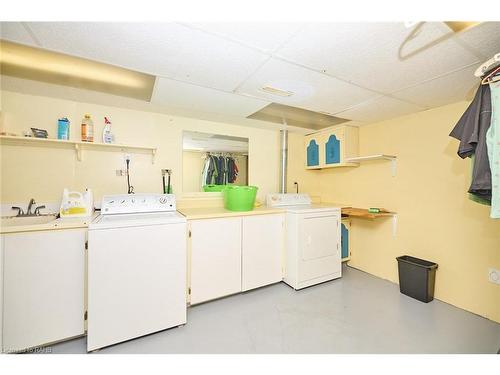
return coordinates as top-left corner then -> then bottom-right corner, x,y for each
223,185 -> 258,211
203,184 -> 226,192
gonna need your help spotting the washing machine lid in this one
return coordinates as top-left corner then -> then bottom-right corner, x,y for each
89,211 -> 186,230
285,204 -> 341,214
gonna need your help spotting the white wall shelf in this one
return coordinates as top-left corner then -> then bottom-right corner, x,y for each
0,135 -> 157,164
346,154 -> 397,176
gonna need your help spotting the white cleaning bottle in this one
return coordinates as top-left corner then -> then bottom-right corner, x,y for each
102,116 -> 114,144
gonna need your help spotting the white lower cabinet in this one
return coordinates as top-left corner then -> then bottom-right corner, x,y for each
189,214 -> 285,304
1,229 -> 85,353
242,214 -> 284,291
190,217 -> 242,305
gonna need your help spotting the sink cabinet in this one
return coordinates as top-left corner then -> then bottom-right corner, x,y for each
1,229 -> 86,352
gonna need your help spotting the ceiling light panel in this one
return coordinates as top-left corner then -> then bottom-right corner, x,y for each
260,85 -> 294,97
444,22 -> 480,34
0,40 -> 156,101
247,103 -> 349,130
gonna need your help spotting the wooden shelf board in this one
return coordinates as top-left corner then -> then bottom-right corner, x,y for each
341,207 -> 395,219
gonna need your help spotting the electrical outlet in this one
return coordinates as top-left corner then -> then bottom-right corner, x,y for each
488,268 -> 500,285
116,169 -> 127,176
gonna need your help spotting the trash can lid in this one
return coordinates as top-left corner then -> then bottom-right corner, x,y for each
396,255 -> 438,269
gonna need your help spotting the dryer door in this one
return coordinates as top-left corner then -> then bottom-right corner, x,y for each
298,212 -> 341,282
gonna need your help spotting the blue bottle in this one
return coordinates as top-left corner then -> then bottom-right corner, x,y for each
58,118 -> 70,140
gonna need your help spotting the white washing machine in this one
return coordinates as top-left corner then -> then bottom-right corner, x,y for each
87,193 -> 187,351
267,193 -> 341,290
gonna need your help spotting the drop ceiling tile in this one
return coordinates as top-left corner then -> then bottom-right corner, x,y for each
335,96 -> 425,123
151,77 -> 270,117
186,22 -> 305,53
0,22 -> 37,45
236,58 -> 377,114
454,22 -> 500,60
392,64 -> 480,108
24,22 -> 269,92
276,22 -> 480,94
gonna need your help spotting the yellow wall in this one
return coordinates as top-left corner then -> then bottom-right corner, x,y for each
287,101 -> 500,323
0,90 -> 280,204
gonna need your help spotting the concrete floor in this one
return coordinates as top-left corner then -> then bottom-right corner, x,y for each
43,265 -> 500,354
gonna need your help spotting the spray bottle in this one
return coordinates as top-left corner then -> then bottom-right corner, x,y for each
102,116 -> 114,144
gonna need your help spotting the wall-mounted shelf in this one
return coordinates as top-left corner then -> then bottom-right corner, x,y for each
346,154 -> 397,176
0,135 -> 157,164
342,207 -> 398,237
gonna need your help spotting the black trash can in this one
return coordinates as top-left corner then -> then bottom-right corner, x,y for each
396,255 -> 438,303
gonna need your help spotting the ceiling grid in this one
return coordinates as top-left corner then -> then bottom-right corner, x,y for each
1,21 -> 499,125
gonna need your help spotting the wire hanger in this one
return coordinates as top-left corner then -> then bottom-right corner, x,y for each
481,65 -> 500,85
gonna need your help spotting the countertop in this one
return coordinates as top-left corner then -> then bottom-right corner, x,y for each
0,214 -> 95,234
178,206 -> 286,220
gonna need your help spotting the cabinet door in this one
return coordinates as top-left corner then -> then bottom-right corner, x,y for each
341,219 -> 351,260
190,217 -> 242,304
322,127 -> 346,166
325,132 -> 342,165
3,229 -> 85,352
305,136 -> 320,168
242,214 -> 284,291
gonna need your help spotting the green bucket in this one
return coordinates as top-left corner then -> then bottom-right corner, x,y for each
223,185 -> 258,211
203,184 -> 226,192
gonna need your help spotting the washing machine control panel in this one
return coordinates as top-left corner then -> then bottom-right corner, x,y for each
266,193 -> 312,207
101,193 -> 176,214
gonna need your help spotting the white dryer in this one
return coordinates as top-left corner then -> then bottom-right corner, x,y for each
87,193 -> 187,351
267,193 -> 341,290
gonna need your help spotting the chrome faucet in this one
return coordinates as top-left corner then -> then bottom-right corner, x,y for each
11,198 -> 46,217
26,198 -> 36,216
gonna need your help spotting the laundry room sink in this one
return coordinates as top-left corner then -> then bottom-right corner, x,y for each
1,214 -> 58,227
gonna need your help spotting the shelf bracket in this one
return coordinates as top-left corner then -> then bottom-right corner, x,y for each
151,149 -> 157,164
392,214 -> 398,237
75,144 -> 82,161
391,158 -> 397,177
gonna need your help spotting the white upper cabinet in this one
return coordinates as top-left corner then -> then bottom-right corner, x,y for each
305,125 -> 359,169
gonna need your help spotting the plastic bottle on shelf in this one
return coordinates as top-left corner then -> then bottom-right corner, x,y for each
81,114 -> 94,142
102,116 -> 114,144
57,117 -> 70,140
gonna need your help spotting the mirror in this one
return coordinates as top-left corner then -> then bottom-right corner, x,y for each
182,131 -> 249,193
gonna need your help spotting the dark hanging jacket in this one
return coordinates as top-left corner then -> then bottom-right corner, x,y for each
449,84 -> 492,201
